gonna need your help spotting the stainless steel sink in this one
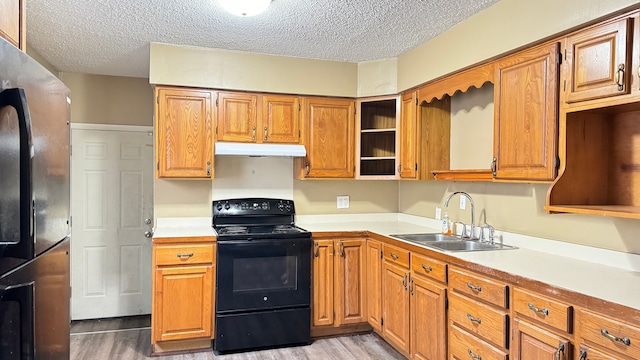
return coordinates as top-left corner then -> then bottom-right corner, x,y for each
390,233 -> 517,252
390,233 -> 459,242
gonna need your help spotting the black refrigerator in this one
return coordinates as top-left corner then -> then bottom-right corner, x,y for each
0,37 -> 71,359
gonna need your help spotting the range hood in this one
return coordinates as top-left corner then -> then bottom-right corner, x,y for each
215,142 -> 307,157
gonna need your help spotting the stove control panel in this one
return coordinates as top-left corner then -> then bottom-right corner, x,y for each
213,198 -> 295,217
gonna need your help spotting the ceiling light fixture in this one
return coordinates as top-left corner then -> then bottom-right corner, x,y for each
219,0 -> 272,17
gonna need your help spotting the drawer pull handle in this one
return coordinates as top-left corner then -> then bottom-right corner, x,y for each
467,349 -> 482,360
402,273 -> 408,290
390,253 -> 399,260
467,313 -> 482,324
421,264 -> 432,272
409,278 -> 414,296
176,253 -> 194,259
467,282 -> 482,292
601,328 -> 631,346
251,126 -> 257,141
313,242 -> 319,257
528,303 -> 549,316
264,126 -> 268,141
615,64 -> 625,91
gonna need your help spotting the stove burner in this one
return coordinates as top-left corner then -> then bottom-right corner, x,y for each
273,225 -> 295,233
221,226 -> 248,234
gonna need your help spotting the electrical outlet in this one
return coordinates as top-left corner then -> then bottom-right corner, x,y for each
459,196 -> 466,210
337,195 -> 350,209
435,207 -> 442,220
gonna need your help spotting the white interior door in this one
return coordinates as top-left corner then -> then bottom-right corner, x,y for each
71,127 -> 154,320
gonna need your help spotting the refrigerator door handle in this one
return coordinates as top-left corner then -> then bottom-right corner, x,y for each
0,88 -> 34,251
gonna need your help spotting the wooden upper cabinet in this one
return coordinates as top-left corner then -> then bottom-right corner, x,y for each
399,91 -> 418,179
565,15 -> 633,104
262,95 -> 300,143
155,87 -> 213,179
0,0 -> 25,50
216,92 -> 258,142
493,41 -> 560,181
300,97 -> 355,178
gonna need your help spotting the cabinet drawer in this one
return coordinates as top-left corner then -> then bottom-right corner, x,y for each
155,244 -> 214,266
579,309 -> 640,359
449,324 -> 508,360
383,244 -> 409,269
449,267 -> 508,308
410,253 -> 446,284
513,288 -> 573,333
449,292 -> 509,349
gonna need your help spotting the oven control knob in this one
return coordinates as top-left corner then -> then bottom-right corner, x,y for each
278,203 -> 284,211
224,202 -> 230,210
216,204 -> 223,211
285,203 -> 292,211
262,202 -> 268,210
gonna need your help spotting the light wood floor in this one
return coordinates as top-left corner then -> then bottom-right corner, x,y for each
70,316 -> 406,360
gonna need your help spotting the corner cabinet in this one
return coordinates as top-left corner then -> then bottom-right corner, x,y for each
546,10 -> 640,219
356,97 -> 398,179
151,239 -> 216,354
493,41 -> 560,181
311,236 -> 367,333
155,86 -> 214,179
296,97 -> 355,179
0,0 -> 25,50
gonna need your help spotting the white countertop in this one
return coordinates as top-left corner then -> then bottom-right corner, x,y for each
155,213 -> 640,311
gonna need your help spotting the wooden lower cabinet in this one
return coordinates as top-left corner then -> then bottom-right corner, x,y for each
312,237 -> 367,330
366,239 -> 383,332
410,274 -> 446,360
449,324 -> 508,360
512,318 -> 570,360
576,308 -> 640,359
382,260 -> 411,355
151,241 -> 216,352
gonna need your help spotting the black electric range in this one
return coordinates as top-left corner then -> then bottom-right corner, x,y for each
212,198 -> 312,354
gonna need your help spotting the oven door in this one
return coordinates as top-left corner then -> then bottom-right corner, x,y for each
216,237 -> 311,313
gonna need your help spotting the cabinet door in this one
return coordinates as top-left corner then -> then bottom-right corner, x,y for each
312,239 -> 334,327
366,239 -> 383,332
494,42 -> 560,180
0,0 -> 24,49
262,95 -> 300,144
155,87 -> 213,178
512,318 -> 570,360
565,16 -> 633,103
411,275 -> 446,360
334,239 -> 366,326
153,264 -> 213,342
217,92 -> 258,142
399,91 -> 418,179
382,261 -> 410,355
302,97 -> 355,178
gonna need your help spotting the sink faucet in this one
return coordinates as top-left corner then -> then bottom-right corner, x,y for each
444,191 -> 476,239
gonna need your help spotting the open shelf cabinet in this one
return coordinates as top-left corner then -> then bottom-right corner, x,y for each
357,97 -> 399,178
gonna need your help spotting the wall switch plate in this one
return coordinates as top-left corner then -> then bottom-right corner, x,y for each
460,196 -> 466,210
337,195 -> 350,209
435,207 -> 442,220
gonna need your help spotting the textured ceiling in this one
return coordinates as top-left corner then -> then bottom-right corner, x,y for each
25,0 -> 501,78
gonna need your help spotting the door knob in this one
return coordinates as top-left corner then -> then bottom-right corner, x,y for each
145,218 -> 152,225
144,230 -> 153,238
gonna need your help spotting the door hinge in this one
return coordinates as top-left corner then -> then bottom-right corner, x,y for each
564,48 -> 567,61
298,129 -> 301,138
557,52 -> 562,65
555,156 -> 561,170
445,294 -> 449,310
563,79 -> 566,92
216,98 -> 219,107
298,103 -> 301,111
381,317 -> 384,326
215,126 -> 218,135
380,250 -> 383,259
415,163 -> 417,171
157,162 -> 160,170
415,97 -> 418,105
156,95 -> 159,104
